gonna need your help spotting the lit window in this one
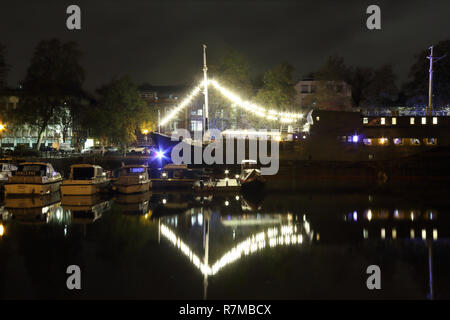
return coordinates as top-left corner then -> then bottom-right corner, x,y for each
363,117 -> 368,124
392,117 -> 397,125
381,117 -> 385,125
421,117 -> 426,125
433,117 -> 438,125
410,117 -> 415,125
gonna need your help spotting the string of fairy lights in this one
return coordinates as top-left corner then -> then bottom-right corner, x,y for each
159,79 -> 303,127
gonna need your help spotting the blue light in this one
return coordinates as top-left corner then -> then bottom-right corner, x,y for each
352,135 -> 359,143
156,150 -> 164,159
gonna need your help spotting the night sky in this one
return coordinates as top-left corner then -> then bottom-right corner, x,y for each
1,0 -> 449,92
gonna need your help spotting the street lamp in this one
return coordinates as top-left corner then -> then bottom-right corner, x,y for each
143,129 -> 148,142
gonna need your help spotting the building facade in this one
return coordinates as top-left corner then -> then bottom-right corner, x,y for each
295,79 -> 352,110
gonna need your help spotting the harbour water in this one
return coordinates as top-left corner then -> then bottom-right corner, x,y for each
1,187 -> 450,299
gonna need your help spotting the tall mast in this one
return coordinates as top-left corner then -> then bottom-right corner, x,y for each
427,46 -> 434,116
202,44 -> 209,134
426,45 -> 446,116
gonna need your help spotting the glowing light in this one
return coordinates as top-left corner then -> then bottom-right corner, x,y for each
433,229 -> 438,240
352,135 -> 359,143
421,229 -> 427,240
143,129 -> 149,134
0,123 -> 5,131
162,198 -> 167,204
225,201 -> 229,206
366,209 -> 372,221
209,79 -> 302,123
0,224 -> 4,236
156,150 -> 165,159
235,196 -> 239,200
381,228 -> 386,239
363,229 -> 368,239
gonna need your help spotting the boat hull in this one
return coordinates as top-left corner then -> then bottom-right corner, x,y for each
114,182 -> 150,194
150,179 -> 195,189
61,181 -> 110,195
241,177 -> 265,193
5,181 -> 61,196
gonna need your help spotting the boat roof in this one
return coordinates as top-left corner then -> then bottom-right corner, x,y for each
71,164 -> 103,169
163,164 -> 188,169
19,162 -> 50,166
121,164 -> 148,169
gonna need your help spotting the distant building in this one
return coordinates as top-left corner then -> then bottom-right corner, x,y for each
295,79 -> 352,110
0,89 -> 72,150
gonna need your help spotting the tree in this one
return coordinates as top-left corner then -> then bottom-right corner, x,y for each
209,49 -> 253,130
254,62 -> 297,127
404,40 -> 450,107
364,65 -> 398,108
0,43 -> 8,89
314,55 -> 350,82
13,39 -> 85,150
88,76 -> 151,150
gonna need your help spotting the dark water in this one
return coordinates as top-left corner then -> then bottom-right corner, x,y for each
1,188 -> 450,300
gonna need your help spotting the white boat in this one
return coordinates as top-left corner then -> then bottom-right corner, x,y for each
5,162 -> 62,196
61,164 -> 110,195
113,165 -> 150,194
0,163 -> 18,184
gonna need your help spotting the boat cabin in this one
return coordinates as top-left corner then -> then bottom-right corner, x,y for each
70,164 -> 106,180
14,162 -> 59,178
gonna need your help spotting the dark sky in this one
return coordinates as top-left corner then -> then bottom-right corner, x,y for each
1,0 -> 449,92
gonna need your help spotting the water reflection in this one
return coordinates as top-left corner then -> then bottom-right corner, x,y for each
62,195 -> 112,224
0,190 -> 449,299
2,193 -> 63,224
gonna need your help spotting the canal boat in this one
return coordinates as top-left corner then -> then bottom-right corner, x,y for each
61,164 -> 110,196
5,162 -> 62,196
150,164 -> 199,189
113,165 -> 150,194
239,160 -> 266,192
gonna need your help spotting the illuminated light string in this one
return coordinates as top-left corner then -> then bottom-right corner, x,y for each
159,79 -> 303,127
160,223 -> 306,276
209,80 -> 302,123
160,82 -> 204,126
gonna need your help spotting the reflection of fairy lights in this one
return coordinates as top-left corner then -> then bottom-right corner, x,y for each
160,222 -> 308,276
